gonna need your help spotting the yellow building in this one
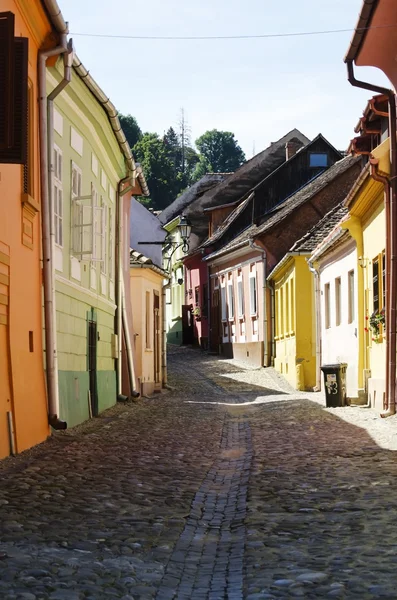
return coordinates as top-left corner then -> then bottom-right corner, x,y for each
343,148 -> 387,410
130,251 -> 168,396
268,205 -> 348,391
269,255 -> 315,391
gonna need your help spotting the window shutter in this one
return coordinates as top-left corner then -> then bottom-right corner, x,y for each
0,12 -> 14,150
0,36 -> 28,164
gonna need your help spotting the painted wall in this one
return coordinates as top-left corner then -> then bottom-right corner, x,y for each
208,249 -> 265,365
165,222 -> 185,345
130,198 -> 165,267
319,241 -> 359,398
130,267 -> 163,396
184,254 -> 209,347
363,200 -> 386,407
273,257 -> 316,390
0,0 -> 50,458
47,58 -> 126,427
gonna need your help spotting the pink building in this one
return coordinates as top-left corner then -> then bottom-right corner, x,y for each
183,251 -> 210,348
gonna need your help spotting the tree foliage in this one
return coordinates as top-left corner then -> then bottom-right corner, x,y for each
118,114 -> 142,149
195,130 -> 245,174
118,113 -> 246,210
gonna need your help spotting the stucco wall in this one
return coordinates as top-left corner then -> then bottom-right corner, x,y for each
363,201 -> 386,406
130,268 -> 163,395
130,198 -> 165,267
319,242 -> 359,398
0,1 -> 50,458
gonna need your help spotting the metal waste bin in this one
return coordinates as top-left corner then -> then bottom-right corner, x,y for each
320,363 -> 347,407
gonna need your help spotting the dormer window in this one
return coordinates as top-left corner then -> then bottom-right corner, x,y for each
309,153 -> 328,168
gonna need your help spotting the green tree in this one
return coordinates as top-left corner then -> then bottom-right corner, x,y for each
195,130 -> 245,173
191,155 -> 212,183
118,113 -> 142,149
133,133 -> 177,210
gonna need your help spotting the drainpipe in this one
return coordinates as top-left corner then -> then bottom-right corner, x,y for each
249,240 -> 268,366
346,61 -> 397,417
162,280 -> 171,386
206,262 -> 211,351
121,277 -> 139,398
307,260 -> 322,390
116,176 -> 133,397
38,34 -> 72,430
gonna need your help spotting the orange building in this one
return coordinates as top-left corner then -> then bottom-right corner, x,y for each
0,1 -> 60,458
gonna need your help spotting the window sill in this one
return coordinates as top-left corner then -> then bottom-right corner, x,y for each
21,193 -> 40,216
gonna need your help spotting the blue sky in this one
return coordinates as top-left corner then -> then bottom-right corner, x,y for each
64,0 -> 390,157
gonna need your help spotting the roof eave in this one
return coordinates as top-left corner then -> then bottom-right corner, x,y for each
344,0 -> 379,63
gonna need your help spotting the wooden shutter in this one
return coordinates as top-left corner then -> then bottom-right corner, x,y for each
0,36 -> 28,164
0,12 -> 14,150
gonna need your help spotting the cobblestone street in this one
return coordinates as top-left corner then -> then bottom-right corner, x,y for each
2,347 -> 397,599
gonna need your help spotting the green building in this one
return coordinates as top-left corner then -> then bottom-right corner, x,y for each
47,55 -> 144,427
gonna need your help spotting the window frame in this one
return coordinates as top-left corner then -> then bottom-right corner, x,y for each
53,144 -> 63,247
227,273 -> 234,321
249,266 -> 257,317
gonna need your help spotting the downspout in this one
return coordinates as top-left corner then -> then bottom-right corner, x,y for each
162,280 -> 171,386
307,260 -> 321,390
249,240 -> 268,366
38,33 -> 71,430
116,176 -> 133,398
347,61 -> 397,417
121,277 -> 139,398
206,262 -> 211,352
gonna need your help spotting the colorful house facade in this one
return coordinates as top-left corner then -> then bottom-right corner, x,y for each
204,142 -> 360,368
129,250 -> 168,396
47,53 -> 148,426
0,1 -> 58,459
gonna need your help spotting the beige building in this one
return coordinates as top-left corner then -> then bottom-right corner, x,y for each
130,251 -> 168,396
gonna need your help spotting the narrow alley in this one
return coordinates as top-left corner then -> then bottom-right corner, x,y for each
1,348 -> 397,600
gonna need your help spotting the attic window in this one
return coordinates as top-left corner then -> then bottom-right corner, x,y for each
309,153 -> 328,168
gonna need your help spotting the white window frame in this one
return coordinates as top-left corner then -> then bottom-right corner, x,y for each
249,266 -> 257,316
220,277 -> 227,322
71,163 -> 104,262
108,207 -> 114,281
227,274 -> 234,321
100,197 -> 107,275
237,270 -> 244,319
53,145 -> 63,247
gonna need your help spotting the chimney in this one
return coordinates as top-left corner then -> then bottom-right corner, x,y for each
285,139 -> 304,161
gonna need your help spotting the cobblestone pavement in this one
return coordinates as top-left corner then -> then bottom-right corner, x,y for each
2,347 -> 397,599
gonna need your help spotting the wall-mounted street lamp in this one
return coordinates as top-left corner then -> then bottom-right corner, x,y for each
137,214 -> 192,274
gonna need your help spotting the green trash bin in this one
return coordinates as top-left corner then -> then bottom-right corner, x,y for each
320,363 -> 347,407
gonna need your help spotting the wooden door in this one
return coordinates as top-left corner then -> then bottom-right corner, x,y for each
210,288 -> 220,353
153,292 -> 161,384
182,305 -> 194,345
88,317 -> 98,417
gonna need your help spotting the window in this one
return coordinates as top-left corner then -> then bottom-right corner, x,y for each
71,171 -> 103,261
290,277 -> 295,331
280,287 -> 284,335
195,285 -> 200,306
325,283 -> 331,329
373,258 -> 379,313
23,81 -> 33,195
227,275 -> 234,320
100,198 -> 107,274
0,28 -> 28,165
202,283 -> 208,318
108,207 -> 114,280
285,281 -> 290,333
237,278 -> 244,318
0,12 -> 15,150
309,153 -> 328,168
221,278 -> 227,321
214,276 -> 219,289
53,145 -> 63,246
249,269 -> 257,315
275,290 -> 279,338
382,251 -> 386,308
145,291 -> 151,349
348,270 -> 355,324
335,277 -> 341,326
